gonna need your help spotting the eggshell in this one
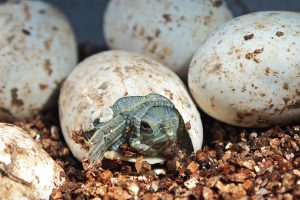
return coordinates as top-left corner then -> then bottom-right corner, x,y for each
0,123 -> 65,200
59,50 -> 203,164
188,11 -> 300,127
0,0 -> 77,121
104,0 -> 232,79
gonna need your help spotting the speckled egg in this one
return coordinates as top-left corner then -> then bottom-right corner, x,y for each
59,50 -> 203,164
0,0 -> 77,121
188,11 -> 300,127
104,0 -> 232,79
0,123 -> 65,199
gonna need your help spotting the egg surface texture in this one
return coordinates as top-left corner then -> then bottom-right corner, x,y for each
189,11 -> 300,127
0,123 -> 65,200
104,0 -> 232,79
0,0 -> 77,121
59,50 -> 203,163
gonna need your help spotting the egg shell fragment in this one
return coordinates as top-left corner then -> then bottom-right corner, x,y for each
104,0 -> 232,79
188,11 -> 300,127
59,50 -> 203,163
0,123 -> 65,200
0,0 -> 77,121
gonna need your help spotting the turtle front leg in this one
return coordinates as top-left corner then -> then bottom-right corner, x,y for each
85,114 -> 128,166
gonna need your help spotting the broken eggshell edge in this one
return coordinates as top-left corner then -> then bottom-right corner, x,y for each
59,50 -> 203,164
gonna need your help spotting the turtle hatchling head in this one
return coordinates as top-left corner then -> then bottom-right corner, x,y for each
132,106 -> 180,155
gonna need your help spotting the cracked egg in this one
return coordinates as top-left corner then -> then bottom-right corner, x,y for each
59,50 -> 203,164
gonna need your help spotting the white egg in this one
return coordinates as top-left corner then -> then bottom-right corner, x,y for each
59,50 -> 203,164
104,0 -> 232,79
0,123 -> 65,199
0,0 -> 77,121
188,11 -> 300,127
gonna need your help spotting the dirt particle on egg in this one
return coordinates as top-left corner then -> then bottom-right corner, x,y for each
155,29 -> 161,37
276,31 -> 284,37
210,96 -> 216,108
259,93 -> 266,97
208,64 -> 222,74
44,59 -> 52,75
212,0 -> 223,7
39,84 -> 48,90
245,53 -> 254,60
185,121 -> 191,130
133,24 -> 145,36
44,39 -> 51,50
283,83 -> 289,90
11,88 -> 24,106
22,29 -> 31,36
162,14 -> 172,23
244,34 -> 254,40
99,82 -> 108,90
145,36 -> 153,42
253,58 -> 261,63
254,48 -> 264,54
204,15 -> 212,25
164,89 -> 174,100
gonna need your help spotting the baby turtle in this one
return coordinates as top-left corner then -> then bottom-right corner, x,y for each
83,93 -> 193,166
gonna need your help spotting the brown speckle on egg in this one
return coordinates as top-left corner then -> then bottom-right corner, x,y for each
11,88 -> 24,106
44,59 -> 52,75
39,84 -> 48,90
283,83 -> 289,90
99,82 -> 108,90
44,39 -> 51,50
244,33 -> 254,40
276,31 -> 284,37
22,29 -> 31,36
162,14 -> 172,23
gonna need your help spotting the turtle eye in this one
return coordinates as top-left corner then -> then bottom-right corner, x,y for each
141,122 -> 153,134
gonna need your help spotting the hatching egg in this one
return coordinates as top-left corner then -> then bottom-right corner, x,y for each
104,0 -> 232,79
188,11 -> 300,127
0,0 -> 77,121
59,50 -> 203,164
0,123 -> 65,199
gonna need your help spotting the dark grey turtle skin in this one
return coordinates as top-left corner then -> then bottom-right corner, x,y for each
84,93 -> 190,166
